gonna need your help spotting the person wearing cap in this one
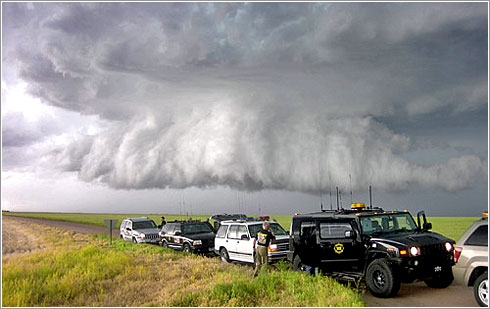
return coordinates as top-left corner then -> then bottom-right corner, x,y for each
253,221 -> 275,277
157,216 -> 166,229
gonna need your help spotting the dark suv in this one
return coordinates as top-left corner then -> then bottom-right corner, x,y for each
159,220 -> 215,254
288,203 -> 456,298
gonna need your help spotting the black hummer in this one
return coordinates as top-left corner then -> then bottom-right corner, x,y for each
159,220 -> 215,254
287,203 -> 456,297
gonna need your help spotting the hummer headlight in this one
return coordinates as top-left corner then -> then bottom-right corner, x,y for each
192,240 -> 202,246
410,246 -> 420,256
445,242 -> 452,252
138,234 -> 145,239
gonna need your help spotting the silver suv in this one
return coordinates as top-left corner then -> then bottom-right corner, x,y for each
453,211 -> 488,307
120,217 -> 160,244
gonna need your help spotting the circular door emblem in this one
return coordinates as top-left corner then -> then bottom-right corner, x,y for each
334,243 -> 344,254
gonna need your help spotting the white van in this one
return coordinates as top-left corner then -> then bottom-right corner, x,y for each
214,219 -> 289,264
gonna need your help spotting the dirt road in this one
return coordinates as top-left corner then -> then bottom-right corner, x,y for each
2,215 -> 480,307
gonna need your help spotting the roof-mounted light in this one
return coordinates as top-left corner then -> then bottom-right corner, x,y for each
351,203 -> 366,210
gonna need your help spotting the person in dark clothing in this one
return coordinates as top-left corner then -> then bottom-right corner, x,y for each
158,216 -> 166,229
253,221 -> 275,277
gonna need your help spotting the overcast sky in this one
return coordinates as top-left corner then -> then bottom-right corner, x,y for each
1,2 -> 488,217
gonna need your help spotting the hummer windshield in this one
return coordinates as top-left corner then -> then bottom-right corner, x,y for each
182,223 -> 213,234
133,220 -> 157,229
360,213 -> 418,236
249,223 -> 288,237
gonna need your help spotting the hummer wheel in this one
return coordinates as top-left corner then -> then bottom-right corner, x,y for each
366,259 -> 400,298
161,240 -> 168,248
183,243 -> 191,253
132,237 -> 138,244
424,266 -> 453,288
474,271 -> 488,307
292,255 -> 306,272
219,247 -> 230,263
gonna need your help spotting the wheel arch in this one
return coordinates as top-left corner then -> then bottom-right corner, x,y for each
364,251 -> 391,272
469,266 -> 488,286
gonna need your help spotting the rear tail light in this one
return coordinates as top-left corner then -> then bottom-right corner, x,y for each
454,247 -> 462,263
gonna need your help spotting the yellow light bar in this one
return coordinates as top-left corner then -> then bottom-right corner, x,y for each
483,211 -> 488,218
400,250 -> 407,255
351,203 -> 366,209
356,213 -> 362,216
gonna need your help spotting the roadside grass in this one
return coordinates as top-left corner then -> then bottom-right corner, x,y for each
3,212 -> 479,241
2,225 -> 364,307
173,263 -> 363,307
428,217 -> 479,241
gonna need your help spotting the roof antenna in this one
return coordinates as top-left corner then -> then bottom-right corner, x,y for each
329,173 -> 333,210
336,187 -> 340,210
349,173 -> 353,204
339,188 -> 343,209
369,185 -> 373,209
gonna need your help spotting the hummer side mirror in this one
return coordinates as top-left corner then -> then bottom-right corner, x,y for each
344,230 -> 354,238
240,234 -> 249,240
174,231 -> 182,236
417,211 -> 431,230
126,227 -> 131,231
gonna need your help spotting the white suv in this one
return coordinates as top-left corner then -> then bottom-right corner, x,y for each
214,219 -> 289,264
120,217 -> 160,244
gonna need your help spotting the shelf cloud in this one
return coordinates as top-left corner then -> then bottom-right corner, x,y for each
2,2 -> 487,195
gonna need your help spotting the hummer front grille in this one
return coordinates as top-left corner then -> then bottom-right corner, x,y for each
144,234 -> 159,239
420,243 -> 445,256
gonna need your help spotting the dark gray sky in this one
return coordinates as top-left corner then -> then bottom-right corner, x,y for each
1,2 -> 488,217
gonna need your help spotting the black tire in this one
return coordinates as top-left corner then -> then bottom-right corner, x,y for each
161,240 -> 168,248
183,243 -> 192,253
366,259 -> 400,298
474,271 -> 488,307
132,237 -> 138,244
424,267 -> 453,288
292,255 -> 306,272
220,247 -> 230,263
119,234 -> 123,239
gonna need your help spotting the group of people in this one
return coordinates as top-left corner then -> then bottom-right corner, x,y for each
157,215 -> 275,277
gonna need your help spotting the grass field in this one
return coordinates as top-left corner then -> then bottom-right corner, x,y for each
2,218 -> 364,307
3,212 -> 479,241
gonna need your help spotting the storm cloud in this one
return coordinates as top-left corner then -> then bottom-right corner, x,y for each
2,2 -> 487,195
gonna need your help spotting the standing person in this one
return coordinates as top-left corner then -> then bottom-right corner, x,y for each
158,216 -> 166,229
253,221 -> 275,277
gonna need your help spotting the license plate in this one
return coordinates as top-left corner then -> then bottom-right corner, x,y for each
434,266 -> 442,272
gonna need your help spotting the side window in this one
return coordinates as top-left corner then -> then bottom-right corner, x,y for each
162,223 -> 172,234
127,221 -> 132,230
216,225 -> 228,238
319,222 -> 353,239
237,225 -> 248,239
464,225 -> 488,246
121,221 -> 126,229
227,225 -> 239,239
166,224 -> 176,235
300,222 -> 316,238
174,224 -> 182,235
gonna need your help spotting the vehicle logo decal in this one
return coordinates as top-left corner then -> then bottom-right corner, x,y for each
334,243 -> 344,254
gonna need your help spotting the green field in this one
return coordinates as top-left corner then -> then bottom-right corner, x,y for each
2,220 -> 363,307
3,212 -> 478,241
